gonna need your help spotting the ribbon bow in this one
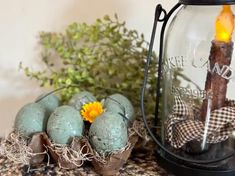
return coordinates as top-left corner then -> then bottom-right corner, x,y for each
166,96 -> 235,149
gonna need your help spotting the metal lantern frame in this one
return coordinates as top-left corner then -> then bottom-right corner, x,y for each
141,0 -> 235,175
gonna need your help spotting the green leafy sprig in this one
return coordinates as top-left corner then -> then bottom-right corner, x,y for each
20,14 -> 158,116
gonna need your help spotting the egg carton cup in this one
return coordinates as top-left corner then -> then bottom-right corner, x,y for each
44,135 -> 93,169
91,129 -> 139,176
0,131 -> 48,166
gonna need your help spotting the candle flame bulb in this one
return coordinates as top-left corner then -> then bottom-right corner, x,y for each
215,5 -> 235,43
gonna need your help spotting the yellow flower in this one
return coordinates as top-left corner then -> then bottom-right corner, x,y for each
81,102 -> 104,123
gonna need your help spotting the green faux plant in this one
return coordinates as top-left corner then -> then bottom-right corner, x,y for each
20,14 -> 159,116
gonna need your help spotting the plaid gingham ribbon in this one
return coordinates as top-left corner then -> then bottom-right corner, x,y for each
166,96 -> 235,149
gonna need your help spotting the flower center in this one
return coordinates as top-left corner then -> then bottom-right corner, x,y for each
89,110 -> 99,118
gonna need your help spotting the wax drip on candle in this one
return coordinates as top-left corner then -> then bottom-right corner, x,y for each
215,5 -> 235,43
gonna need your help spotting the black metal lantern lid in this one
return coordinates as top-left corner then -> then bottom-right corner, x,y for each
179,0 -> 235,5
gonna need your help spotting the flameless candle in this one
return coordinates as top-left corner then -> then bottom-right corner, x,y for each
201,5 -> 235,121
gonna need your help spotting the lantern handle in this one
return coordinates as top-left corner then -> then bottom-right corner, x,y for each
141,3 -> 235,165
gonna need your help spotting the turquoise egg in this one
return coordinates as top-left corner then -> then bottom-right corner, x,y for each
68,91 -> 96,111
14,103 -> 47,137
47,105 -> 84,144
89,112 -> 128,155
104,94 -> 135,125
36,93 -> 61,116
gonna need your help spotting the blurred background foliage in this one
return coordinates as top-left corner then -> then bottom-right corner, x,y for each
20,14 -> 158,117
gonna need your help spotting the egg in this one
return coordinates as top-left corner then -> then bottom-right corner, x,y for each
104,94 -> 135,125
35,93 -> 61,116
14,103 -> 47,137
47,105 -> 84,144
89,112 -> 128,155
68,91 -> 96,111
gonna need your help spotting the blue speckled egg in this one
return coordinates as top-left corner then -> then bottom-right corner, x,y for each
14,103 -> 47,137
36,93 -> 61,116
68,91 -> 96,111
47,105 -> 84,144
89,112 -> 128,155
104,94 -> 135,125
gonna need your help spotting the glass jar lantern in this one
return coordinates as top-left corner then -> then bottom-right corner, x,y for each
141,0 -> 235,175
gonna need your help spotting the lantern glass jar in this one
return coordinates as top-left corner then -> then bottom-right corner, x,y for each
161,4 -> 235,168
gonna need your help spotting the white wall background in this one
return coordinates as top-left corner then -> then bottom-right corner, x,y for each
0,0 -> 177,137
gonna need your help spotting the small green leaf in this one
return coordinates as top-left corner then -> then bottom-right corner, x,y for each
104,15 -> 110,21
114,13 -> 118,20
